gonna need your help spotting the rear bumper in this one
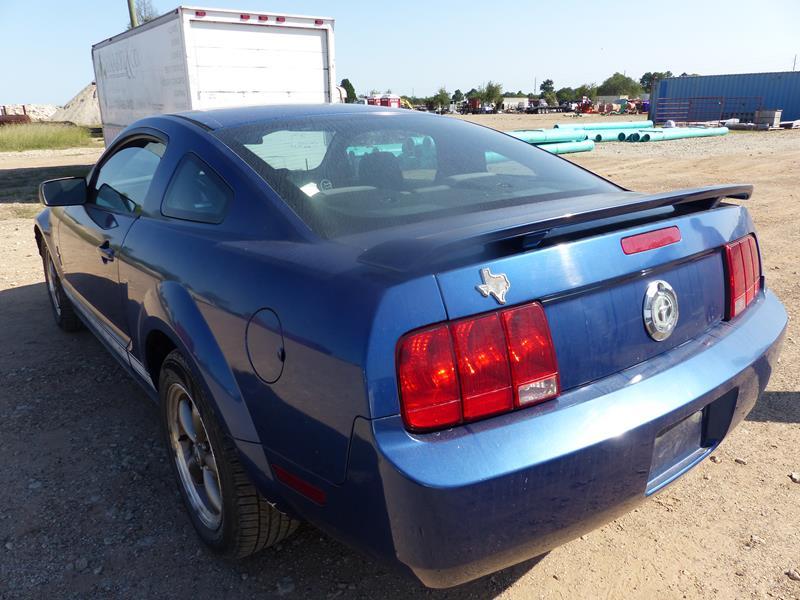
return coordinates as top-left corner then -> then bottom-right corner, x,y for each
338,289 -> 786,588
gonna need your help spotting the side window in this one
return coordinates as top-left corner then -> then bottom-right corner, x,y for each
91,139 -> 165,213
161,154 -> 231,224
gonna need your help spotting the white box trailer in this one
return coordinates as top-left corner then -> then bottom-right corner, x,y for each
92,5 -> 338,144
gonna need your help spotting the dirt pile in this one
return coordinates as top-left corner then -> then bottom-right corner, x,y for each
0,104 -> 60,121
50,83 -> 101,126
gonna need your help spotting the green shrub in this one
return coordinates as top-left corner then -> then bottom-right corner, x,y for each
0,123 -> 94,152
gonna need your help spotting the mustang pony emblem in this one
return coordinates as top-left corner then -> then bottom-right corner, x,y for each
476,268 -> 511,305
643,280 -> 679,341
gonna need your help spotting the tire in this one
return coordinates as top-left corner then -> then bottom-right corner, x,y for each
42,245 -> 82,332
159,350 -> 298,558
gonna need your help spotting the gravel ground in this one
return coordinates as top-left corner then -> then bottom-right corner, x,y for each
0,121 -> 799,599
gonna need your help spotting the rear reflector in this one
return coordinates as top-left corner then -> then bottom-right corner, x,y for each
314,19 -> 324,25
272,464 -> 326,505
724,234 -> 761,319
258,15 -> 269,21
621,226 -> 681,255
398,302 -> 559,431
194,10 -> 206,16
276,16 -> 286,22
240,13 -> 250,20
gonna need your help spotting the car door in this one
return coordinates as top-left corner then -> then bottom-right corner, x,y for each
58,136 -> 166,347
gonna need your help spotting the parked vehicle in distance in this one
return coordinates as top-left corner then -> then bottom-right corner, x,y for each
92,6 -> 339,145
35,104 -> 786,588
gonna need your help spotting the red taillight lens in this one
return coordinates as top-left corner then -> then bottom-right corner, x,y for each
314,19 -> 324,25
397,325 -> 461,430
725,234 -> 761,319
451,314 -> 513,420
397,302 -> 559,431
194,10 -> 206,17
258,15 -> 269,21
276,16 -> 286,22
240,13 -> 250,20
500,303 -> 560,407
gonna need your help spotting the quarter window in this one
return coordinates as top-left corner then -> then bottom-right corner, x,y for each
161,154 -> 231,224
91,139 -> 165,213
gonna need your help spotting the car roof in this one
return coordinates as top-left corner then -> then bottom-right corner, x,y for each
174,103 -> 410,130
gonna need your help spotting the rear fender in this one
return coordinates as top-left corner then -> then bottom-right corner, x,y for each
138,280 -> 260,443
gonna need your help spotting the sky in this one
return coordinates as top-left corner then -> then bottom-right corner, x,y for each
2,0 -> 799,105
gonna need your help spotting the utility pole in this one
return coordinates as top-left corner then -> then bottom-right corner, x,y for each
127,0 -> 138,29
794,54 -> 797,71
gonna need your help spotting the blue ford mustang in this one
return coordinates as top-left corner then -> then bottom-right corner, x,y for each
35,105 -> 786,587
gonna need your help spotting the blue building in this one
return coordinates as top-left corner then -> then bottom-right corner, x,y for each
649,71 -> 800,123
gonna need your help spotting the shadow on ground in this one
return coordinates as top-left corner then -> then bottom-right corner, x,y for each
747,390 -> 800,424
0,164 -> 93,203
0,281 -> 539,598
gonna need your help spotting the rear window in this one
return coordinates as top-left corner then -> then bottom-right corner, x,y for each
213,112 -> 617,238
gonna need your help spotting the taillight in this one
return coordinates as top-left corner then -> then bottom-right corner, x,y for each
724,234 -> 761,319
500,303 -> 560,407
451,314 -> 513,420
397,325 -> 460,430
397,302 -> 559,432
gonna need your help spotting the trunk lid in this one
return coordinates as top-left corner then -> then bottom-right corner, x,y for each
404,185 -> 752,393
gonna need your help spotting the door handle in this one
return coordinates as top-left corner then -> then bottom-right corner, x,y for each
98,240 -> 115,263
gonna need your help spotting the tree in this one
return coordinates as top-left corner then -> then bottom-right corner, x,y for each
597,72 -> 642,97
451,89 -> 464,103
575,83 -> 598,100
539,79 -> 554,94
465,88 -> 480,99
433,87 -> 450,110
639,71 -> 673,91
480,81 -> 503,106
542,92 -> 558,107
555,87 -> 576,103
127,0 -> 158,28
340,78 -> 357,103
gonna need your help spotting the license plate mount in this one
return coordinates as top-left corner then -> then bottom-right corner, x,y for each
646,409 -> 706,494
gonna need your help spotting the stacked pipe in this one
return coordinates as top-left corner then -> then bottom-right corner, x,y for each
508,129 -> 595,154
553,120 -> 729,142
508,121 -> 728,153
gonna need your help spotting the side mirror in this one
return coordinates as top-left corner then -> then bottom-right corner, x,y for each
39,177 -> 87,207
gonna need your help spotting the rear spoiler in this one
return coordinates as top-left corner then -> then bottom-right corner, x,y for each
358,184 -> 752,272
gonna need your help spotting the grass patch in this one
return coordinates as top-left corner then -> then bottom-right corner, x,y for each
0,123 -> 94,152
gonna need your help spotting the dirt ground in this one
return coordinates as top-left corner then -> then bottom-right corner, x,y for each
0,116 -> 798,599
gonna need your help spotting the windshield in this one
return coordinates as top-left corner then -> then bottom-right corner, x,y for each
213,112 -> 618,238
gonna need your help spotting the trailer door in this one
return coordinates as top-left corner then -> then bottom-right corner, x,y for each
186,20 -> 331,107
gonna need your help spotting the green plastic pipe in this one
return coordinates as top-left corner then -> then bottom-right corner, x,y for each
555,120 -> 653,130
591,130 -> 632,142
509,129 -> 587,144
625,132 -> 641,142
539,139 -> 595,154
638,127 -> 729,141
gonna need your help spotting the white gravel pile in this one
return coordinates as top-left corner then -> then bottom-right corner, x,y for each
0,104 -> 60,121
50,83 -> 101,126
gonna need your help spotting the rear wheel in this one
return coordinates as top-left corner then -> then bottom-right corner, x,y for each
42,246 -> 82,332
159,350 -> 298,557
